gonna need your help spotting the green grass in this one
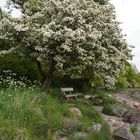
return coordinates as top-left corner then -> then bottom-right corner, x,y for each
92,91 -> 118,106
102,104 -> 115,116
0,87 -> 112,140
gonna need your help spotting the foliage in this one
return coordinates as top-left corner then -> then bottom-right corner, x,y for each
0,0 -> 132,90
130,126 -> 138,133
116,64 -> 140,89
102,104 -> 115,116
116,75 -> 128,89
92,91 -> 118,105
0,54 -> 41,81
0,70 -> 41,88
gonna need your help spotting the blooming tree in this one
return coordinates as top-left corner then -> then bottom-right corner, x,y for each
0,0 -> 132,91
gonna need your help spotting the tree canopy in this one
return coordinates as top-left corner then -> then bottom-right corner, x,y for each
0,0 -> 132,91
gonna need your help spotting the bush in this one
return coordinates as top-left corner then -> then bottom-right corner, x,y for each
0,70 -> 41,88
130,126 -> 138,133
116,76 -> 128,89
92,91 -> 118,106
0,54 -> 41,82
102,104 -> 115,116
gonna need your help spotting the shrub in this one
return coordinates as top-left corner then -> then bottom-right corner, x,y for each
92,91 -> 118,106
130,126 -> 138,133
0,70 -> 41,88
102,104 -> 115,116
0,54 -> 41,82
116,76 -> 128,89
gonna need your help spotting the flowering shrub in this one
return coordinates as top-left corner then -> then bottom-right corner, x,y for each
0,70 -> 40,88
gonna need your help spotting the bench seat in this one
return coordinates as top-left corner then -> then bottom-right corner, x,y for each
61,88 -> 82,100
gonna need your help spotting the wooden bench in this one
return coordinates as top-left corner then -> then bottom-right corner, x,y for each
61,88 -> 82,100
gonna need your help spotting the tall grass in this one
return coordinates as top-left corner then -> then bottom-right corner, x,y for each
0,87 -> 112,140
0,87 -> 70,139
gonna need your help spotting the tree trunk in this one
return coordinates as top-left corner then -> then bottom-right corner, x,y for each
36,60 -> 46,81
43,64 -> 55,92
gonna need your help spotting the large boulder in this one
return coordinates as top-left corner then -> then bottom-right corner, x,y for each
134,130 -> 140,140
73,132 -> 88,139
69,107 -> 82,117
53,132 -> 68,140
112,104 -> 127,117
94,106 -> 103,113
53,136 -> 68,140
131,122 -> 140,130
131,90 -> 140,100
84,95 -> 93,100
123,109 -> 140,123
63,118 -> 82,129
113,125 -> 135,140
133,102 -> 140,109
87,123 -> 102,133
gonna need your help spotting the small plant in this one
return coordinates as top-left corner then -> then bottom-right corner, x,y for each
93,91 -> 118,106
130,126 -> 138,133
0,70 -> 41,89
102,104 -> 115,116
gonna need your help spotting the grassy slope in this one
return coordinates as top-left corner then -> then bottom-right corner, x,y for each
0,87 -> 111,140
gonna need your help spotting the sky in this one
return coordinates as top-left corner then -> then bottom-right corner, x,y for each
0,0 -> 140,71
110,0 -> 140,71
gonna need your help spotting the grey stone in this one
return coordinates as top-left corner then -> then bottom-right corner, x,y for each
69,107 -> 82,116
63,118 -> 82,128
84,95 -> 93,100
131,122 -> 140,130
94,106 -> 103,113
53,132 -> 68,140
87,123 -> 102,133
56,137 -> 68,140
134,130 -> 140,140
113,125 -> 135,140
124,109 -> 140,123
131,90 -> 140,100
73,132 -> 88,139
113,104 -> 127,117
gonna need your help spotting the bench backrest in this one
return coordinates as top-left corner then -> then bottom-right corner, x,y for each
61,88 -> 74,95
61,88 -> 74,92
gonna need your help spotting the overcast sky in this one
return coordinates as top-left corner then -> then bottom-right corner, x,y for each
110,0 -> 140,71
0,0 -> 140,70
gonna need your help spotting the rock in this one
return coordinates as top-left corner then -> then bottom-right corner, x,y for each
108,118 -> 116,124
69,107 -> 82,116
87,123 -> 102,133
84,95 -> 93,100
131,122 -> 140,130
133,102 -> 140,108
55,136 -> 68,140
131,90 -> 140,99
73,132 -> 88,139
113,125 -> 135,140
123,109 -> 140,123
94,106 -> 103,113
108,118 -> 124,127
63,118 -> 82,129
53,132 -> 68,140
134,130 -> 140,140
92,98 -> 103,106
113,104 -> 127,117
